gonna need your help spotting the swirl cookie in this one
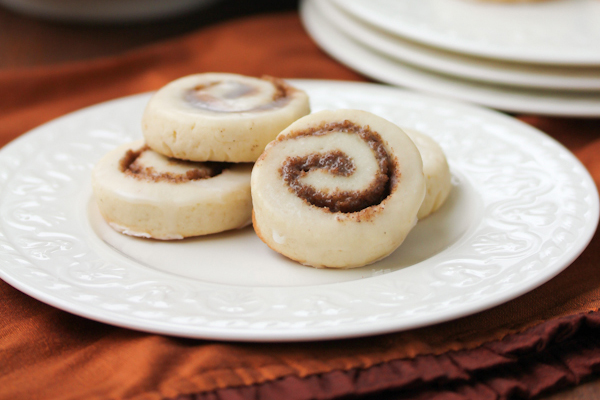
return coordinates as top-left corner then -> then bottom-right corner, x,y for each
404,129 -> 452,219
251,109 -> 426,269
142,73 -> 311,162
92,140 -> 252,240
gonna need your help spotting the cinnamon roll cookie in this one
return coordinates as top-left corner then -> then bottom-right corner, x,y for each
92,140 -> 252,240
251,110 -> 426,269
404,129 -> 452,219
142,73 -> 311,162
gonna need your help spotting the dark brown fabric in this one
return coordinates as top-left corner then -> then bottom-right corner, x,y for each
175,312 -> 600,400
1,11 -> 600,400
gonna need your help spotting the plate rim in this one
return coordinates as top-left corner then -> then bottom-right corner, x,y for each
330,0 -> 600,66
301,0 -> 600,118
317,0 -> 600,91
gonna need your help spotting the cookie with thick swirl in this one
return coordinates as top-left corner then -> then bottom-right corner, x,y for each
251,109 -> 426,269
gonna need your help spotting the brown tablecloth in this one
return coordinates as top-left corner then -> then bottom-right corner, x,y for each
1,12 -> 600,400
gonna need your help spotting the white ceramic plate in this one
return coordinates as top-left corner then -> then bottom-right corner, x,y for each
330,0 -> 600,66
301,0 -> 600,117
317,0 -> 600,91
0,81 -> 598,342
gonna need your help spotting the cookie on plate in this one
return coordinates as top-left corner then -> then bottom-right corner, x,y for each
404,129 -> 452,219
142,73 -> 311,163
251,109 -> 426,269
92,140 -> 252,240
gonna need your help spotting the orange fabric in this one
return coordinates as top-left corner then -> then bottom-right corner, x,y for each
1,12 -> 600,400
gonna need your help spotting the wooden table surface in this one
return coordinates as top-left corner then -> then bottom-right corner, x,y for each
0,1 -> 598,398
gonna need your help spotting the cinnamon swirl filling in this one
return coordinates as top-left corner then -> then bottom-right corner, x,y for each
120,145 -> 226,183
279,121 -> 395,213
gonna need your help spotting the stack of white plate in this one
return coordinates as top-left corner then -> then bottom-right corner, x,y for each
300,0 -> 600,117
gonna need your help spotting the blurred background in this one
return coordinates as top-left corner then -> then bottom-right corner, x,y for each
0,0 -> 299,68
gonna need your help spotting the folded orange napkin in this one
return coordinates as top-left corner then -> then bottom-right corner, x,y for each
1,12 -> 600,400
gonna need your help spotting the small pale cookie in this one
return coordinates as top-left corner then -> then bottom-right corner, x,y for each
251,109 -> 426,269
92,140 -> 252,240
142,73 -> 311,163
475,0 -> 548,2
404,129 -> 452,219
